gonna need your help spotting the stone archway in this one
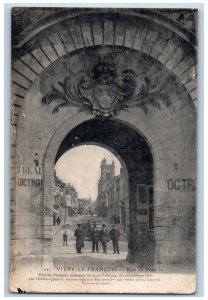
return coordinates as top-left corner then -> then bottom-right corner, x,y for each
55,118 -> 155,264
43,112 -> 167,266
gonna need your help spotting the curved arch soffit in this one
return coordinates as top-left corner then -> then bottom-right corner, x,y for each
14,9 -> 196,49
43,111 -> 166,182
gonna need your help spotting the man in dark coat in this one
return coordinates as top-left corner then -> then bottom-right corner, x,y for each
56,216 -> 61,226
91,226 -> 100,252
86,220 -> 92,239
74,223 -> 84,253
110,224 -> 120,254
99,224 -> 109,253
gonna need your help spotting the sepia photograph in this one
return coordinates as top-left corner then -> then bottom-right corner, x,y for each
10,6 -> 198,293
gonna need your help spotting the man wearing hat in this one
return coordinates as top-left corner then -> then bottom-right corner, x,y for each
74,223 -> 84,254
110,224 -> 120,254
99,224 -> 109,253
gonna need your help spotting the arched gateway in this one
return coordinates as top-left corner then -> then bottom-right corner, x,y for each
46,118 -> 155,264
11,8 -> 197,274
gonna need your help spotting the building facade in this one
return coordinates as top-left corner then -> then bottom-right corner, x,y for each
77,198 -> 95,215
96,158 -> 115,218
96,159 -> 129,230
53,174 -> 78,225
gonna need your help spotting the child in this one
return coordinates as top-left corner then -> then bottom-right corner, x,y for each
63,231 -> 68,246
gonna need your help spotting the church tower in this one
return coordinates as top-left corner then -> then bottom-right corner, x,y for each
100,158 -> 115,183
96,158 -> 115,216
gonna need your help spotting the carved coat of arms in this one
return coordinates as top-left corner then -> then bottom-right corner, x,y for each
42,55 -> 170,118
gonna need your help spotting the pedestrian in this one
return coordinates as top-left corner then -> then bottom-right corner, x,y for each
86,220 -> 91,231
56,216 -> 61,226
63,230 -> 68,246
74,223 -> 84,254
91,226 -> 100,253
110,224 -> 120,254
99,224 -> 109,253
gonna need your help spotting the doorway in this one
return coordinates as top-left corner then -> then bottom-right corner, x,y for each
50,118 -> 155,264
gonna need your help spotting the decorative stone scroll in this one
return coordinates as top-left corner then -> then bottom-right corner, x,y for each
42,55 -> 171,118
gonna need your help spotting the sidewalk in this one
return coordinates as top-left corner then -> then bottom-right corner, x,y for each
53,225 -> 62,235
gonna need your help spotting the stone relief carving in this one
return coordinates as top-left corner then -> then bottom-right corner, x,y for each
42,55 -> 171,118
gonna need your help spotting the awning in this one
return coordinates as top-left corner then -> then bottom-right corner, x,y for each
53,209 -> 59,214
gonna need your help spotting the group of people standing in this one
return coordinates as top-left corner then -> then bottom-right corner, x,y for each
64,222 -> 120,254
91,224 -> 120,254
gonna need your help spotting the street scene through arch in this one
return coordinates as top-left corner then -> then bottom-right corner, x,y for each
52,144 -> 130,262
50,118 -> 154,267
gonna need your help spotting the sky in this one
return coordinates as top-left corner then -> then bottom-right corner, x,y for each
55,145 -> 121,201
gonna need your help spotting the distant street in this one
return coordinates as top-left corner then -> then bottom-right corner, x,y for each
52,215 -> 128,267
